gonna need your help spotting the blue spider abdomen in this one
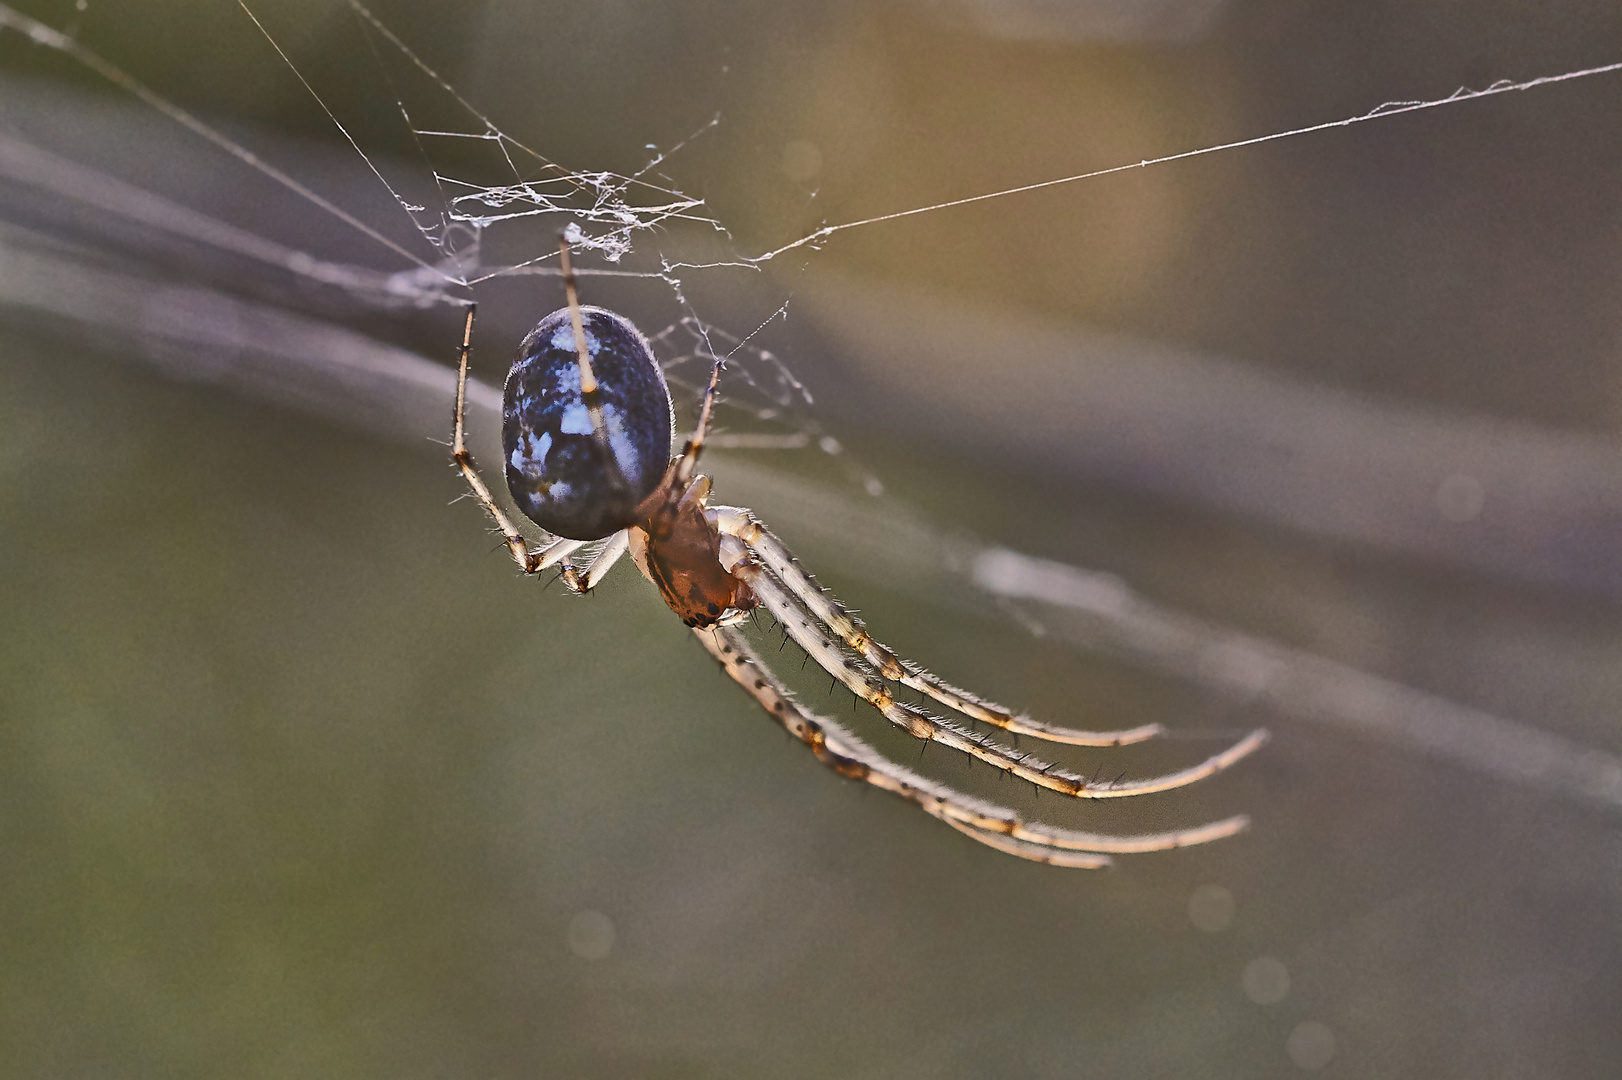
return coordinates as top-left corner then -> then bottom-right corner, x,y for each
502,306 -> 674,540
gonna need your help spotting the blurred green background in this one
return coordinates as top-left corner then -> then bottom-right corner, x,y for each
2,0 -> 1621,1076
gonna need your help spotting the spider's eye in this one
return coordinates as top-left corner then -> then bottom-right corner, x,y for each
501,306 -> 674,540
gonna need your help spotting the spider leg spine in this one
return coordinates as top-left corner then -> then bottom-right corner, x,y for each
694,624 -> 1105,864
739,563 -> 1101,797
735,552 -> 1268,800
941,819 -> 1112,869
695,625 -> 1253,863
712,507 -> 1168,748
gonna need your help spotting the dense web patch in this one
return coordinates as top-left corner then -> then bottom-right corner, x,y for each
244,0 -> 877,480
333,1 -> 726,274
0,0 -> 877,480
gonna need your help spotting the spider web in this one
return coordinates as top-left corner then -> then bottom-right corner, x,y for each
0,0 -> 1618,834
252,0 -> 893,492
5,0 -> 1616,509
4,0 -> 1619,425
2,0 -> 1619,536
8,16 -> 1622,1079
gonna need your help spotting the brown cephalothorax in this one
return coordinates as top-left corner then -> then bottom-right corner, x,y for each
628,475 -> 756,629
448,234 -> 1267,868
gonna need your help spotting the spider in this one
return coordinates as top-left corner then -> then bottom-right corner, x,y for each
450,237 -> 1268,868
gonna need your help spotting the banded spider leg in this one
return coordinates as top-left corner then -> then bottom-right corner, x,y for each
696,506 -> 1267,862
694,617 -> 1262,868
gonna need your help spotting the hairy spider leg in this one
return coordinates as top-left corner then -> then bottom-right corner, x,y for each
712,507 -> 1168,747
453,303 -> 553,570
667,300 -> 728,493
694,624 -> 1253,867
583,529 -> 632,588
714,522 -> 1269,799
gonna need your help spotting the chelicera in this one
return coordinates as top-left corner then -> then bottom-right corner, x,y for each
451,237 -> 1267,868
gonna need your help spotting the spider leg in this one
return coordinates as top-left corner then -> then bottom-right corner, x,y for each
583,529 -> 631,588
666,311 -> 728,491
451,302 -> 602,596
711,508 -> 1163,747
453,303 -> 545,572
535,536 -> 587,568
694,624 -> 1252,867
729,548 -> 1268,800
941,813 -> 1252,862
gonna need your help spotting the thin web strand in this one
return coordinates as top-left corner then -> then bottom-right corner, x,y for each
0,3 -> 446,279
344,0 -> 567,184
236,0 -> 451,264
346,0 -> 712,220
350,6 -> 461,251
16,0 -> 1614,297
688,60 -> 1622,267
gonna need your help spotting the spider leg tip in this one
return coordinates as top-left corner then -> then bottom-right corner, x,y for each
1228,728 -> 1272,760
